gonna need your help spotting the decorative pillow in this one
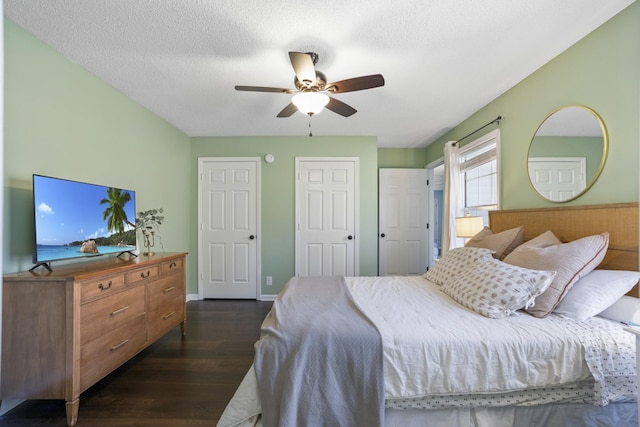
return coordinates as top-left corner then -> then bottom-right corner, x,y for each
503,231 -> 609,318
423,247 -> 495,286
465,226 -> 524,260
516,230 -> 563,247
441,258 -> 556,319
598,295 -> 640,324
554,269 -> 640,322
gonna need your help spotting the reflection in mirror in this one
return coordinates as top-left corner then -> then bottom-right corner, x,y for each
527,106 -> 607,202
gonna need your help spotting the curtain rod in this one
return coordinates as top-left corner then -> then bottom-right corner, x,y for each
453,116 -> 502,145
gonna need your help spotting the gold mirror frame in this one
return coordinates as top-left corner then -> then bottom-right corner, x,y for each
527,105 -> 608,203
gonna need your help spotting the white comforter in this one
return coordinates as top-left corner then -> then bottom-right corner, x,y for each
345,275 -> 633,401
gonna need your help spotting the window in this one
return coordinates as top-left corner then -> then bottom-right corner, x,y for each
459,130 -> 500,225
427,129 -> 501,264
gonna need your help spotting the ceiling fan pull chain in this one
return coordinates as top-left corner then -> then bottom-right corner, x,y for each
308,117 -> 313,137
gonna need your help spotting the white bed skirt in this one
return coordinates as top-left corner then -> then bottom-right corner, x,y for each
385,404 -> 637,427
222,404 -> 637,427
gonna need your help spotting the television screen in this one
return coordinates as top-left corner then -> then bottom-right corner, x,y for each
32,174 -> 137,270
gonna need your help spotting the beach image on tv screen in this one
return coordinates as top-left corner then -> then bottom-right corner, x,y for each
33,175 -> 137,263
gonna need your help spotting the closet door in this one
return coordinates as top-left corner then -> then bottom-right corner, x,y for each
379,168 -> 429,276
296,158 -> 359,277
199,158 -> 260,299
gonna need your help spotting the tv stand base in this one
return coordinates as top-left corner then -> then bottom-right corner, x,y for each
29,261 -> 52,272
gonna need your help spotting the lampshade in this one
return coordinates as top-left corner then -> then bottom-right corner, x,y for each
292,92 -> 330,116
455,216 -> 484,238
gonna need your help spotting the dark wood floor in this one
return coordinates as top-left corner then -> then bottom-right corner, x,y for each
0,299 -> 273,427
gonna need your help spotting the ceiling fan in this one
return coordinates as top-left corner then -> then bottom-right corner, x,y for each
235,51 -> 385,118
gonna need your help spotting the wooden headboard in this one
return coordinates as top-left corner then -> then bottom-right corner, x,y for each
489,203 -> 639,295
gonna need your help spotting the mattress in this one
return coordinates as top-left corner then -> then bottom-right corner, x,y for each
345,275 -> 637,405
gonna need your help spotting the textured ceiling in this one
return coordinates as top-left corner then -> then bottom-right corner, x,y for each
4,0 -> 634,147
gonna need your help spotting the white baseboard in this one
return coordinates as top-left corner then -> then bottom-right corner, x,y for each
0,399 -> 24,416
186,294 -> 199,302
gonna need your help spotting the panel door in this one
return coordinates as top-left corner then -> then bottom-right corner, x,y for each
296,159 -> 358,277
199,158 -> 259,299
379,168 -> 429,276
528,157 -> 586,202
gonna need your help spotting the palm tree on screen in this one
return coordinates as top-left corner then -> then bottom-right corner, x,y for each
100,188 -> 134,235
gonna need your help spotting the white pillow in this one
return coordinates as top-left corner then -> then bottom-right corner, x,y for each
554,269 -> 640,322
598,295 -> 640,324
424,247 -> 495,286
441,257 -> 556,319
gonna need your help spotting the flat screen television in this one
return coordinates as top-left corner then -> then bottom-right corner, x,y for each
31,174 -> 137,271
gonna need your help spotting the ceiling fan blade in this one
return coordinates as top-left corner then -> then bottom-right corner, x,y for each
277,102 -> 298,118
289,52 -> 316,85
326,74 -> 385,93
235,85 -> 293,94
326,97 -> 357,117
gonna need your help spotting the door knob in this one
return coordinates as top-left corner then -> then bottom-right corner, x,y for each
249,235 -> 255,240
380,233 -> 386,238
348,235 -> 353,240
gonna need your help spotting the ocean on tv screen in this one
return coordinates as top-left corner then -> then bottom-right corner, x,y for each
36,243 -> 136,262
32,174 -> 137,264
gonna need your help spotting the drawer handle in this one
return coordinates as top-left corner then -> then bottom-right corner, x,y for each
140,270 -> 151,279
110,306 -> 129,316
162,311 -> 176,320
163,286 -> 176,293
110,339 -> 130,352
169,262 -> 177,269
98,281 -> 112,291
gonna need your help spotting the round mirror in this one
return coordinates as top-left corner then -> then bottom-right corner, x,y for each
527,105 -> 608,202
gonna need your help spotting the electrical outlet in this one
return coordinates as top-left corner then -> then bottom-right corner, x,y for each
266,276 -> 272,286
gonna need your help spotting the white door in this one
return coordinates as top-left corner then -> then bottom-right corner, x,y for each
379,168 -> 429,276
528,157 -> 586,202
199,158 -> 260,299
296,158 -> 359,277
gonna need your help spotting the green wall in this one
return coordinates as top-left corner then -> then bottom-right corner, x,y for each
3,20 -> 192,284
191,136 -> 379,295
378,148 -> 428,168
425,2 -> 640,208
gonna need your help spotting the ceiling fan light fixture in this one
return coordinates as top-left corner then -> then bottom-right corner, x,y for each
292,92 -> 330,116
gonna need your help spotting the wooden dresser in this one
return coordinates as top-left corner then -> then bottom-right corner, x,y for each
1,252 -> 188,426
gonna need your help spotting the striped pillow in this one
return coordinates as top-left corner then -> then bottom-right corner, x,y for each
503,231 -> 609,318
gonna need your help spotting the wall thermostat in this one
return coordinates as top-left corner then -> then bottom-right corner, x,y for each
264,154 -> 275,163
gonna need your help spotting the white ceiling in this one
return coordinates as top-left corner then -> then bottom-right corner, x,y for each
4,0 -> 634,148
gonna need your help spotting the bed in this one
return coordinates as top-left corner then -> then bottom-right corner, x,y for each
218,203 -> 640,427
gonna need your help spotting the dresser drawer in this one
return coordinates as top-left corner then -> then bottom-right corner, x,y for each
79,315 -> 145,392
146,276 -> 185,342
146,275 -> 184,302
80,273 -> 126,304
161,257 -> 184,275
80,286 -> 145,345
147,299 -> 184,343
125,265 -> 159,285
